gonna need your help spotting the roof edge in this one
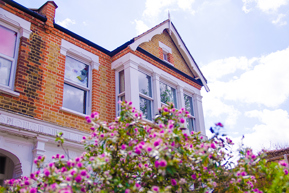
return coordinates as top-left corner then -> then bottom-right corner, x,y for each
137,47 -> 203,87
2,0 -> 47,22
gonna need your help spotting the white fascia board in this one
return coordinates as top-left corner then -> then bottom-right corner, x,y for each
169,27 -> 210,92
0,8 -> 32,38
111,52 -> 201,96
128,19 -> 209,92
129,21 -> 170,51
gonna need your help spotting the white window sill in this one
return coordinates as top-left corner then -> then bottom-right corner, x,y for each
163,59 -> 174,66
0,87 -> 20,97
60,107 -> 88,118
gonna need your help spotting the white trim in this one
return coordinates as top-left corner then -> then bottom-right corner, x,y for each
128,20 -> 209,92
0,86 -> 20,97
59,107 -> 88,118
0,8 -> 32,39
0,110 -> 87,143
159,41 -> 172,54
60,39 -> 100,70
111,52 -> 206,136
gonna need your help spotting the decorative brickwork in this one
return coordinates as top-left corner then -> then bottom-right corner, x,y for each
139,30 -> 194,77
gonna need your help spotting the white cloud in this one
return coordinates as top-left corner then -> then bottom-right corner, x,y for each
242,0 -> 289,13
143,0 -> 176,19
56,18 -> 76,28
203,47 -> 289,108
134,20 -> 150,35
142,0 -> 196,20
201,56 -> 257,82
202,92 -> 241,128
272,13 -> 287,26
243,109 -> 289,152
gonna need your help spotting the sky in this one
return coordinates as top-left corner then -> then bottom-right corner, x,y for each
15,0 -> 289,153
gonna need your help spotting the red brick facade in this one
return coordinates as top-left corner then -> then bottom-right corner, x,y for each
0,0 -> 203,133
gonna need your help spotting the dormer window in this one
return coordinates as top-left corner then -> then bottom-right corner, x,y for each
159,41 -> 173,64
163,51 -> 169,62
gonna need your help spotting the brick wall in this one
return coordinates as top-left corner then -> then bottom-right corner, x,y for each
0,1 -> 115,132
139,29 -> 195,78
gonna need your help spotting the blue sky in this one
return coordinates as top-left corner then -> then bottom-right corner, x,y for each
16,0 -> 289,152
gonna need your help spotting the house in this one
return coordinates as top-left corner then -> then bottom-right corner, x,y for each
0,0 -> 209,184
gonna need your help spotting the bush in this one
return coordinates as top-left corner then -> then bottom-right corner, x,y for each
4,102 -> 289,192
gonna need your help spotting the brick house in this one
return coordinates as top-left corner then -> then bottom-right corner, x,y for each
0,0 -> 209,184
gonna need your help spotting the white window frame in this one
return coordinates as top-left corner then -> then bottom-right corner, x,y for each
116,68 -> 125,116
0,8 -> 32,97
138,69 -> 154,121
159,79 -> 178,108
60,39 -> 99,117
62,55 -> 92,116
184,92 -> 196,132
159,41 -> 172,65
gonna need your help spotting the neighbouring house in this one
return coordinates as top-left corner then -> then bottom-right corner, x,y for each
0,0 -> 209,184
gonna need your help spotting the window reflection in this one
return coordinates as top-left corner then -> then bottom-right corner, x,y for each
0,58 -> 12,86
140,97 -> 152,120
139,72 -> 152,97
63,84 -> 86,114
160,82 -> 176,106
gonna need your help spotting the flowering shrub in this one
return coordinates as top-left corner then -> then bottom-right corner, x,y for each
4,102 -> 289,192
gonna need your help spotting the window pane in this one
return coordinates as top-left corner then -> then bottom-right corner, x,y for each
163,53 -> 168,61
184,94 -> 194,116
63,84 -> 86,114
0,57 -> 12,86
119,70 -> 125,93
0,25 -> 17,58
139,71 -> 152,97
117,95 -> 125,114
186,118 -> 195,132
0,156 -> 6,174
140,97 -> 152,120
64,56 -> 89,87
160,82 -> 177,106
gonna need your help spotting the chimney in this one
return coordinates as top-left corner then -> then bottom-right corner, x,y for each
38,1 -> 58,27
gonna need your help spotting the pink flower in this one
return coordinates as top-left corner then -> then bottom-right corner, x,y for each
171,179 -> 177,186
152,186 -> 159,192
279,160 -> 288,167
154,139 -> 162,147
215,122 -> 224,127
164,107 -> 169,112
80,170 -> 87,176
147,146 -> 153,152
135,148 -> 141,155
135,183 -> 141,188
44,169 -> 50,177
155,160 -> 160,168
121,144 -> 127,150
30,188 -> 37,193
191,174 -> 196,179
211,143 -> 216,149
159,160 -> 167,167
180,118 -> 185,123
125,189 -> 130,193
75,175 -> 82,183
284,169 -> 288,175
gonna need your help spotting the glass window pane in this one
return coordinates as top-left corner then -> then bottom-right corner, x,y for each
160,82 -> 177,106
186,118 -> 195,132
119,70 -> 125,93
117,95 -> 125,114
140,97 -> 152,120
63,84 -> 86,114
184,94 -> 194,116
0,25 -> 17,58
139,71 -> 152,97
0,57 -> 12,86
64,56 -> 89,87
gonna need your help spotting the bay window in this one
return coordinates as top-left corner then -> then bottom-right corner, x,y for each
139,71 -> 153,120
184,94 -> 195,132
160,82 -> 177,107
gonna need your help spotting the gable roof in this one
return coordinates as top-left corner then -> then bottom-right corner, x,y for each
128,20 -> 209,92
